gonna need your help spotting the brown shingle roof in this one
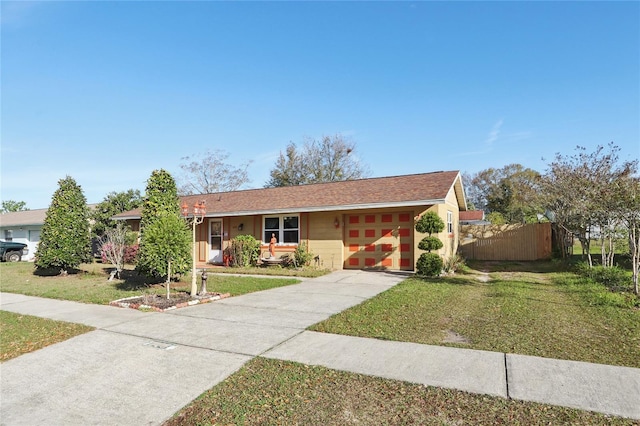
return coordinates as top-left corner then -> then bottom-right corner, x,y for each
459,210 -> 484,221
115,171 -> 466,219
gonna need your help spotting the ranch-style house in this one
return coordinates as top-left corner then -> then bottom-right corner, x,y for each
115,170 -> 468,271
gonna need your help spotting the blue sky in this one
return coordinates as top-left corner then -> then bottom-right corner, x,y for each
2,1 -> 638,209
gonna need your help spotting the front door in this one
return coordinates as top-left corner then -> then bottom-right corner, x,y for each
209,219 -> 223,263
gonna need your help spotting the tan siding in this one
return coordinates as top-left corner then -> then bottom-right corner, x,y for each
445,187 -> 461,256
307,212 -> 344,270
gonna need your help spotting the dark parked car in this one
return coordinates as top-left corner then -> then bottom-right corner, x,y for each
0,241 -> 29,262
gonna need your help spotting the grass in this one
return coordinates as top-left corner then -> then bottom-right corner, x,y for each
0,262 -> 301,304
210,265 -> 330,278
164,357 -> 635,426
311,261 -> 640,368
0,310 -> 94,362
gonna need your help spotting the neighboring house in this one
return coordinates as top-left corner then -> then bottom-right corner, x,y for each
0,208 -> 48,261
0,205 -> 98,261
459,210 -> 490,225
116,171 -> 468,271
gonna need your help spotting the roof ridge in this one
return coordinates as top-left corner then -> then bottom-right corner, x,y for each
180,170 -> 460,198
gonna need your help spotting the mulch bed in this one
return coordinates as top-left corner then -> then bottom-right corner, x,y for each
110,291 -> 230,312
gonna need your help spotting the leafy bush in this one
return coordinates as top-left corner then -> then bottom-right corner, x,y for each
229,235 -> 261,267
575,263 -> 630,290
417,253 -> 443,277
124,244 -> 139,264
293,242 -> 315,267
555,272 -> 638,309
125,231 -> 138,246
443,253 -> 465,274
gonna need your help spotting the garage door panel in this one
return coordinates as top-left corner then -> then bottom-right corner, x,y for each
344,212 -> 413,271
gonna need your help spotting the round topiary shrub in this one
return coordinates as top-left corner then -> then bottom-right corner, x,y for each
418,236 -> 444,252
415,211 -> 445,235
417,252 -> 443,277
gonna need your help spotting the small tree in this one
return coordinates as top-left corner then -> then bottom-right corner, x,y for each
541,143 -> 637,266
35,176 -> 91,275
415,211 -> 445,277
141,213 -> 192,297
98,222 -> 129,280
137,170 -> 191,280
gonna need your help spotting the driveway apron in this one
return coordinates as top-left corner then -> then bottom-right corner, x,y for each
0,270 -> 403,425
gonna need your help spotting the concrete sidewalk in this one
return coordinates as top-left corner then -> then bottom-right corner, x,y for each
263,331 -> 640,420
1,269 -> 639,424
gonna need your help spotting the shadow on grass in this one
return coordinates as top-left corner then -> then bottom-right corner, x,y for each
412,275 -> 477,286
467,260 -> 568,274
33,267 -> 84,277
108,269 -> 164,291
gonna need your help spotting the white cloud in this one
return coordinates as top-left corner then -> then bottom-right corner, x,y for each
485,119 -> 504,146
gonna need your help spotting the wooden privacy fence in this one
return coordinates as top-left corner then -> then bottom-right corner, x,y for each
459,223 -> 552,261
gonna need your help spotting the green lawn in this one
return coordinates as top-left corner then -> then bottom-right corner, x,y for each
0,262 -> 301,304
311,261 -> 639,368
0,311 -> 94,361
164,357 -> 635,426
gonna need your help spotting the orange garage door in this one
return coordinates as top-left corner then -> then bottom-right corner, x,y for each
344,212 -> 413,270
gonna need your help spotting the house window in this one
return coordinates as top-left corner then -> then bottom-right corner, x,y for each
447,211 -> 453,234
263,215 -> 299,244
4,230 -> 13,241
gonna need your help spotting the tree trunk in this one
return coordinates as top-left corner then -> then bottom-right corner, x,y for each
631,228 -> 639,295
608,235 -> 615,268
166,260 -> 171,300
579,237 -> 592,267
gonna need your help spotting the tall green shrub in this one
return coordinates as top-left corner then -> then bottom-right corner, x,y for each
228,235 -> 261,267
137,169 -> 191,280
35,176 -> 91,274
415,211 -> 445,277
